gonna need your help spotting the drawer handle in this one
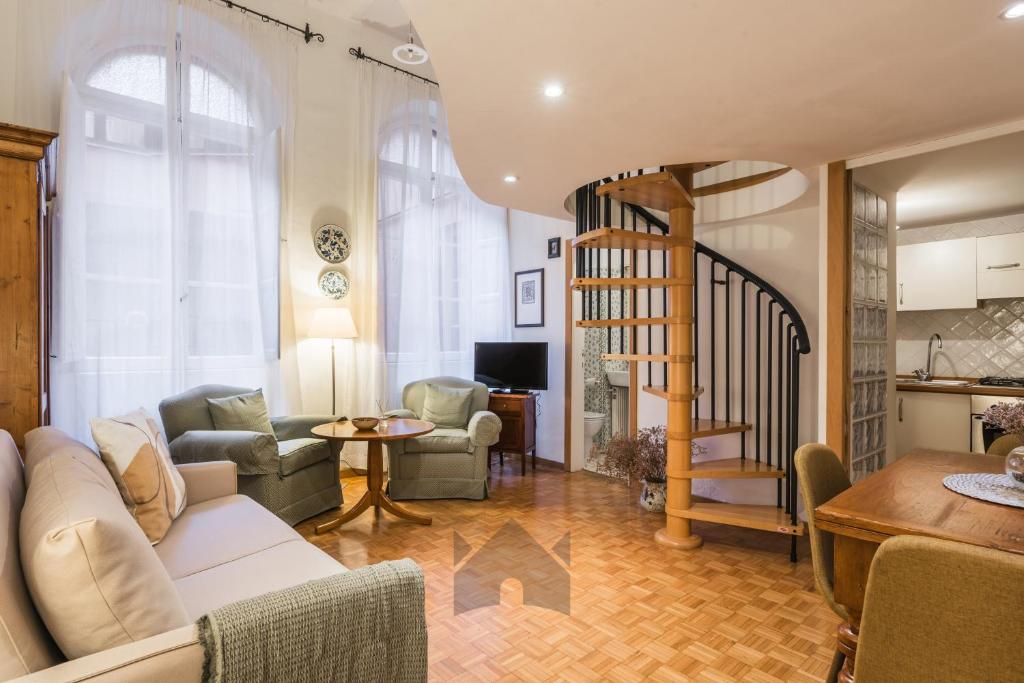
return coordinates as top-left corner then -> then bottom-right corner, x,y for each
986,263 -> 1020,270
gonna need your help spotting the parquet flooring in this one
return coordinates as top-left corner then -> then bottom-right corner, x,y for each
296,460 -> 839,682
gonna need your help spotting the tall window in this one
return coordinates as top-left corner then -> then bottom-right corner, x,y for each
377,91 -> 509,405
52,6 -> 284,440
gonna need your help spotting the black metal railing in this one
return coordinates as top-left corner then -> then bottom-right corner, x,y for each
572,171 -> 811,561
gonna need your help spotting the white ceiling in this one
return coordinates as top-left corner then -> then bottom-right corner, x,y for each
313,0 -> 415,39
858,131 -> 1024,229
401,0 -> 1024,220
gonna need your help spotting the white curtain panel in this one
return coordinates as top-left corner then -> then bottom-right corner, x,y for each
40,0 -> 299,441
361,63 -> 512,410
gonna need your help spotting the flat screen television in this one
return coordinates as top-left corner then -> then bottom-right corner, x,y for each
474,342 -> 548,392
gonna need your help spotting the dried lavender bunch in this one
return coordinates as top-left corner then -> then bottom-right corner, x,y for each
983,401 -> 1024,436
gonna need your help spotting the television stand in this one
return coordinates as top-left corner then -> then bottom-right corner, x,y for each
487,391 -> 536,475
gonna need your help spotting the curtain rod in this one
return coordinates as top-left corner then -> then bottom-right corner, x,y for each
349,47 -> 439,86
213,0 -> 325,43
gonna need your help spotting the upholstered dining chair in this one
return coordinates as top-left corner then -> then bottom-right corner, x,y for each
385,376 -> 502,500
159,385 -> 341,525
794,443 -> 852,683
987,432 -> 1023,457
855,535 -> 1023,682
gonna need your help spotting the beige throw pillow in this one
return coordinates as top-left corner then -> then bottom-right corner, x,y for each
20,428 -> 190,660
90,409 -> 187,544
207,389 -> 275,434
421,384 -> 474,429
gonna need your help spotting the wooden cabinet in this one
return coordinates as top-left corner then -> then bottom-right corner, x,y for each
895,390 -> 971,458
488,392 -> 536,474
977,232 -> 1024,300
896,237 -> 977,311
0,124 -> 57,449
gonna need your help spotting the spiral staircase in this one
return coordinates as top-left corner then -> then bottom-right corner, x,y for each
570,163 -> 810,560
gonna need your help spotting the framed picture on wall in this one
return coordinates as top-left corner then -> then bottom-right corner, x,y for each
514,269 -> 545,328
547,237 -> 561,259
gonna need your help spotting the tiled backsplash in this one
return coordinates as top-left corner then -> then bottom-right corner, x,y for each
896,212 -> 1024,378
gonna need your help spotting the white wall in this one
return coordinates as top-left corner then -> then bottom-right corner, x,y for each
507,209 -> 576,464
0,0 -> 433,416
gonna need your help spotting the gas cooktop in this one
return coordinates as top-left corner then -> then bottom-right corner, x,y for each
977,376 -> 1024,388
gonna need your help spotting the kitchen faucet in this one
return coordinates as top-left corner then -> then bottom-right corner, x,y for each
913,333 -> 943,381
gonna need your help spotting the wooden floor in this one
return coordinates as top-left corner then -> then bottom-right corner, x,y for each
296,459 -> 839,682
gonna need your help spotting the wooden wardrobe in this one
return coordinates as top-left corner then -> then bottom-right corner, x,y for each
0,123 -> 57,448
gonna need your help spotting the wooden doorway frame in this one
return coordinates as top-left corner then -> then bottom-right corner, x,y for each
825,161 -> 852,467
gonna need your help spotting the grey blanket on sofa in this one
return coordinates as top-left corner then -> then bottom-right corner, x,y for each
197,559 -> 427,683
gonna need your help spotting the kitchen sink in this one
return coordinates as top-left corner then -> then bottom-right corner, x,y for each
895,379 -> 972,387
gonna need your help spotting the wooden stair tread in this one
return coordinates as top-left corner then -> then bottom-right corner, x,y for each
642,385 -> 705,400
571,277 -> 692,290
684,457 -> 783,479
690,419 -> 752,437
692,166 -> 791,198
572,228 -> 693,251
576,316 -> 692,328
672,502 -> 803,535
601,353 -> 692,363
595,172 -> 694,212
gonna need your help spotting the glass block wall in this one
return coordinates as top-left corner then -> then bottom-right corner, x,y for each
850,184 -> 888,481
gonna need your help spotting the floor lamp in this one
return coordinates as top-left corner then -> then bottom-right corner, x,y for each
308,307 -> 358,416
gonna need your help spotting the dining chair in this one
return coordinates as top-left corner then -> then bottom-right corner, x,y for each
794,443 -> 851,683
855,535 -> 1023,682
986,432 -> 1022,457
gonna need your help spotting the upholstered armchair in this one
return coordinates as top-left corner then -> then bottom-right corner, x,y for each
158,385 -> 341,525
385,376 -> 501,500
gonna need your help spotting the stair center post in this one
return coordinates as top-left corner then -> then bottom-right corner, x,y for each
656,167 -> 702,550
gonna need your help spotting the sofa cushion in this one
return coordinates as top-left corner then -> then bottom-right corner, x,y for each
91,409 -> 188,544
155,494 -> 300,580
173,539 -> 347,620
278,438 -> 331,476
421,383 -> 473,429
206,389 -> 274,434
401,428 -> 474,454
19,428 -> 190,660
0,430 -> 61,679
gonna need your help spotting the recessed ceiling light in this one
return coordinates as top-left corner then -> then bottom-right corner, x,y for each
543,83 -> 564,98
896,224 -> 901,230
1001,2 -> 1024,19
504,175 -> 518,184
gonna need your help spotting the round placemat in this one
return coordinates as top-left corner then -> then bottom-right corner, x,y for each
942,473 -> 1024,509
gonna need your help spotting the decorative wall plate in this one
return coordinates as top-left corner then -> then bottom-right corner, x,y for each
314,224 -> 351,264
318,270 -> 350,299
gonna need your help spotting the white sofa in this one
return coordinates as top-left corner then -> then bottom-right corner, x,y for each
0,427 -> 418,682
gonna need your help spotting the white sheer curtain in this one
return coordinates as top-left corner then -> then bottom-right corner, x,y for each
362,64 -> 511,408
43,0 -> 298,441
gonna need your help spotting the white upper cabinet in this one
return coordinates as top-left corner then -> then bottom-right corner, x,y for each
896,237 -> 977,311
977,232 -> 1024,300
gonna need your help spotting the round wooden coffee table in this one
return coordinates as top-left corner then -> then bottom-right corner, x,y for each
313,418 -> 435,533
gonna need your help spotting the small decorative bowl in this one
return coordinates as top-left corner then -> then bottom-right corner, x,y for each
351,417 -> 379,431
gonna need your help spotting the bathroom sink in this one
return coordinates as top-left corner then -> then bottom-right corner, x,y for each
606,370 -> 630,387
895,379 -> 971,387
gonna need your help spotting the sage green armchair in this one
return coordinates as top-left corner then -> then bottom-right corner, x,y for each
158,385 -> 342,525
385,377 -> 501,500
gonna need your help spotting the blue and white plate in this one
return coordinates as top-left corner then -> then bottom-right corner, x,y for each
314,224 -> 351,264
318,270 -> 350,299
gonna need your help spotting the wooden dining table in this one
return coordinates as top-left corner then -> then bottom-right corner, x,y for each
814,449 -> 1024,683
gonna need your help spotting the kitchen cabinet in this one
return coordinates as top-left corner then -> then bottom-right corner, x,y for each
977,232 -> 1024,299
895,390 -> 971,458
896,237 -> 976,311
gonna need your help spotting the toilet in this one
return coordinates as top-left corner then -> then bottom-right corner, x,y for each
583,411 -> 606,457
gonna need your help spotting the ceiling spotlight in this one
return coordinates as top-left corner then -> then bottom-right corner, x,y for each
543,83 -> 565,98
896,224 -> 901,230
394,24 -> 429,65
1001,2 -> 1024,19
503,175 -> 518,184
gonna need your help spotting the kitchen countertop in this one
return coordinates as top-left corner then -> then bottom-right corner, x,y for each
895,375 -> 1024,398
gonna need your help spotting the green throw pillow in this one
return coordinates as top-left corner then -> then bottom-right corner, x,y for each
206,389 -> 275,434
421,384 -> 473,429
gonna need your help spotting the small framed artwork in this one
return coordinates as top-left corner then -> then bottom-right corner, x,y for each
547,237 -> 561,259
514,269 -> 545,328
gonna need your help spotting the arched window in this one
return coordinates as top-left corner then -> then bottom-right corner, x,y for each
52,5 -> 284,440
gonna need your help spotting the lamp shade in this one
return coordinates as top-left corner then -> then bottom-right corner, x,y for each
308,307 -> 357,339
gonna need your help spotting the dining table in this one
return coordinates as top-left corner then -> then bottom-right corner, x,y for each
814,449 -> 1024,683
